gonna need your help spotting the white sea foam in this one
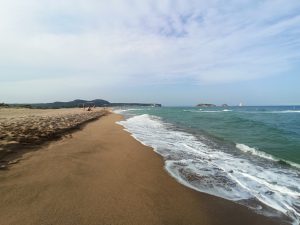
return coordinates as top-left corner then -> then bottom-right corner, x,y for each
255,110 -> 300,114
183,109 -> 204,112
117,114 -> 300,224
200,110 -> 222,113
113,108 -> 146,113
113,108 -> 147,115
113,109 -> 127,114
236,144 -> 277,161
183,109 -> 197,112
274,110 -> 300,113
236,144 -> 300,169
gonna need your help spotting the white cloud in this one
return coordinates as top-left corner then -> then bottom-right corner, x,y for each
0,0 -> 300,101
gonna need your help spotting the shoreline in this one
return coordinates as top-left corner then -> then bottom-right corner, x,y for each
0,112 -> 282,225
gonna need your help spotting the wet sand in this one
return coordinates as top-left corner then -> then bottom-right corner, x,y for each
0,112 -> 281,225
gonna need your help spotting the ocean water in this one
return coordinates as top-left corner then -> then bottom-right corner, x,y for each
115,106 -> 300,225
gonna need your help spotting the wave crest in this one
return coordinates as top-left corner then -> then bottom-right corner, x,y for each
236,143 -> 300,169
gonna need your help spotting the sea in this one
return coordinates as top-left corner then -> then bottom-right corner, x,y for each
114,106 -> 300,225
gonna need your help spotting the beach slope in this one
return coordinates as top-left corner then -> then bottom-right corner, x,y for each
0,113 -> 280,225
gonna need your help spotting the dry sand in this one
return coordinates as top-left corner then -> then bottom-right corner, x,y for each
0,108 -> 106,167
0,112 -> 281,225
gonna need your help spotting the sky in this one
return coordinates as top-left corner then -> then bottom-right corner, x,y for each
0,0 -> 300,106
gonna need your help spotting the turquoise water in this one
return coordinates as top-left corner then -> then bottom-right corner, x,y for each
116,106 -> 300,224
128,106 -> 300,164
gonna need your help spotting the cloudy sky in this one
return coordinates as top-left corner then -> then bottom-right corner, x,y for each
1,0 -> 300,106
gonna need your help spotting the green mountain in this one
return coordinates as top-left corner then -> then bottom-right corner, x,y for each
29,99 -> 110,109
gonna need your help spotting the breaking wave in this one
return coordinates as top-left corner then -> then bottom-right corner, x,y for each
117,114 -> 300,224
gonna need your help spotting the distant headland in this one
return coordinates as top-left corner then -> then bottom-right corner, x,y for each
196,103 -> 229,107
1,99 -> 162,109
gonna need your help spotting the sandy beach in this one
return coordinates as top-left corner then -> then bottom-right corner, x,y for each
0,111 -> 281,225
0,108 -> 106,168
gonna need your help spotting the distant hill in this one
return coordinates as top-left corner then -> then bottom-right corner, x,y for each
29,99 -> 110,109
8,99 -> 161,109
0,103 -> 9,108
